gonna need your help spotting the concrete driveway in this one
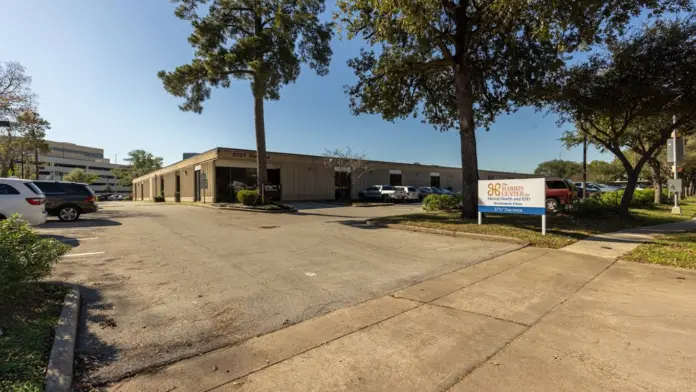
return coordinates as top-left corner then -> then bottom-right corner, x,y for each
111,248 -> 696,392
39,201 -> 520,386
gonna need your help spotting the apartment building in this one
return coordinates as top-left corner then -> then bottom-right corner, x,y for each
38,141 -> 130,194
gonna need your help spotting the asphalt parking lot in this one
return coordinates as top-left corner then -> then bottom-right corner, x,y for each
39,201 -> 522,386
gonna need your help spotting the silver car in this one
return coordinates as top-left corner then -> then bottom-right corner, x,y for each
359,185 -> 407,202
395,186 -> 420,202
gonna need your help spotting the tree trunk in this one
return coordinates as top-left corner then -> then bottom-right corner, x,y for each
34,147 -> 39,179
454,67 -> 478,219
253,88 -> 268,204
618,168 -> 640,218
648,158 -> 662,204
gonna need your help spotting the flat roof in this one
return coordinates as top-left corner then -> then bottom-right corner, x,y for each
133,146 -> 531,182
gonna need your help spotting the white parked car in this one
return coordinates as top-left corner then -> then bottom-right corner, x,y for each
0,178 -> 48,226
395,186 -> 420,201
358,185 -> 407,202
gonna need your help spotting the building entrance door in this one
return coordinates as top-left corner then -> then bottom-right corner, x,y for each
194,169 -> 201,202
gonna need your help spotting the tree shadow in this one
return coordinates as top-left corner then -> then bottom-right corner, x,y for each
40,219 -> 122,229
44,282 -> 119,391
334,220 -> 382,229
39,234 -> 82,248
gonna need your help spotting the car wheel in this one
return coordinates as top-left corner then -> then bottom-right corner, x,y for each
545,198 -> 559,212
58,206 -> 81,222
382,195 -> 389,203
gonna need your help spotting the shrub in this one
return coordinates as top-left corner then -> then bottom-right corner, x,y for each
568,197 -> 617,218
237,189 -> 259,205
153,195 -> 165,202
422,194 -> 462,211
0,216 -> 70,297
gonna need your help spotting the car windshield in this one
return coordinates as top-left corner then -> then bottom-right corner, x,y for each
546,180 -> 568,189
407,187 -> 417,192
382,185 -> 395,191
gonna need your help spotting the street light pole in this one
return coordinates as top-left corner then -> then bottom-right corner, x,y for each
672,115 -> 682,215
582,132 -> 588,199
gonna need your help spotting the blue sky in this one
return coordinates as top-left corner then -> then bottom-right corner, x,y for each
0,0 -> 609,172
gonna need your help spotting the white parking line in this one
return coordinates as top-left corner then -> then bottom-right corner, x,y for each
64,251 -> 105,258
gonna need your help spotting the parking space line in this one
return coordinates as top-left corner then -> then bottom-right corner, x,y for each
65,251 -> 105,258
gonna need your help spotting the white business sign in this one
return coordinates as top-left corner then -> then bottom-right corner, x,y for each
478,178 -> 546,216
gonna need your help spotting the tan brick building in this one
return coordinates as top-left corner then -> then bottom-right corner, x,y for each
132,147 -> 533,203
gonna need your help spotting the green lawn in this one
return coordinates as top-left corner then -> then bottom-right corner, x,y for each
624,231 -> 696,269
374,197 -> 696,249
0,284 -> 68,392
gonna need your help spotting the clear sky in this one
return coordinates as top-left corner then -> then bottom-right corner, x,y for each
0,0 -> 609,172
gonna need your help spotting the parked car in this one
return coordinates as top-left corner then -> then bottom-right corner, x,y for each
573,182 -> 602,197
358,185 -> 407,202
439,188 -> 454,195
0,177 -> 48,226
395,186 -> 420,202
417,187 -> 445,200
32,181 -> 98,222
545,178 -> 575,212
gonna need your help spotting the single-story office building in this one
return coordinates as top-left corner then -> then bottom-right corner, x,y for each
132,147 -> 534,203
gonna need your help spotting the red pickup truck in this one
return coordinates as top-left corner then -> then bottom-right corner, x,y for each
545,178 -> 575,212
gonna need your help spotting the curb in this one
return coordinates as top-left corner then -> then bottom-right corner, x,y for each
45,285 -> 80,392
212,205 -> 298,214
365,220 -> 529,245
353,203 -> 395,208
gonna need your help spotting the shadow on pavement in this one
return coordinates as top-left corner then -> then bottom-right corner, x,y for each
334,220 -> 382,229
39,234 -> 81,247
43,282 -> 119,392
41,219 -> 122,229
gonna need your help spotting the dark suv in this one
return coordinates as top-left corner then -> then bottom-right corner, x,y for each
32,181 -> 98,221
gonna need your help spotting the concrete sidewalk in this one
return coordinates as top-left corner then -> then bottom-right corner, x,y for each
560,218 -> 696,258
108,244 -> 696,392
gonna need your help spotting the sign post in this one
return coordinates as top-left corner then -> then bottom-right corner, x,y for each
478,178 -> 547,235
668,116 -> 683,215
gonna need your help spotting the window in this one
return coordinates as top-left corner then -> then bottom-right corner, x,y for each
61,183 -> 91,195
0,183 -> 20,195
407,187 -> 417,192
34,182 -> 66,194
389,173 -> 402,186
546,180 -> 569,189
23,183 -> 42,195
488,175 -> 495,180
366,186 -> 378,191
381,185 -> 395,191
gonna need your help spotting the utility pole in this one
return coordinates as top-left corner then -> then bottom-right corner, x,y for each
672,115 -> 682,215
582,132 -> 588,199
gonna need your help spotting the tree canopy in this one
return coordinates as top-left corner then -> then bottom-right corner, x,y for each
335,0 -> 691,218
159,0 -> 333,201
63,168 -> 100,185
533,159 -> 582,179
554,18 -> 696,216
112,150 -> 163,186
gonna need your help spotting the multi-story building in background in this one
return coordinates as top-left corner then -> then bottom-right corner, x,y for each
38,141 -> 130,194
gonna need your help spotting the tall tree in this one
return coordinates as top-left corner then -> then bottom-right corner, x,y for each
15,111 -> 50,178
159,0 -> 333,203
112,149 -> 163,186
533,159 -> 582,179
335,0 -> 690,218
63,168 -> 100,184
555,18 -> 696,217
0,62 -> 36,177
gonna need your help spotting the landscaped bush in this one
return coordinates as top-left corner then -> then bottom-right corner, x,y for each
598,189 -> 657,208
237,189 -> 259,205
153,195 -> 165,202
570,188 -> 659,218
422,194 -> 462,211
0,216 -> 70,298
